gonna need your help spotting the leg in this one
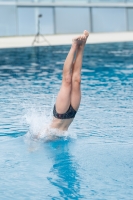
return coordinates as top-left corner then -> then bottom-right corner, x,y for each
71,30 -> 89,111
55,42 -> 78,114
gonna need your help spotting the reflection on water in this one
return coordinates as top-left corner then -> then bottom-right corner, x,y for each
47,139 -> 83,199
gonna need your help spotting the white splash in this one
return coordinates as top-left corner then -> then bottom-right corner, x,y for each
23,102 -> 77,144
24,107 -> 51,139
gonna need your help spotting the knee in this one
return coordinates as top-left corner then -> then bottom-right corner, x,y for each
72,74 -> 81,85
63,74 -> 72,86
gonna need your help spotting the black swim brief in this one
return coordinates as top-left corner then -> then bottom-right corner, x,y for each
53,104 -> 77,119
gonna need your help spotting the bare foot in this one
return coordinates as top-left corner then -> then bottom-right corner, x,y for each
72,30 -> 89,50
72,36 -> 80,51
83,30 -> 89,39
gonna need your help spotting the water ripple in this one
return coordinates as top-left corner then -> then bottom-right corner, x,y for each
0,43 -> 133,144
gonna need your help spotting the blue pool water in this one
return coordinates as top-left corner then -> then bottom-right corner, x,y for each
0,43 -> 133,199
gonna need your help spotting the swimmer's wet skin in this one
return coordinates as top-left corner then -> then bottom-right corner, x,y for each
49,30 -> 89,131
38,30 -> 89,138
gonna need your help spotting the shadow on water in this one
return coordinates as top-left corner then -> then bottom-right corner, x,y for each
46,139 -> 84,199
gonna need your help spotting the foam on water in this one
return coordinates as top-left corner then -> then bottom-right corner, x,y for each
23,105 -> 77,145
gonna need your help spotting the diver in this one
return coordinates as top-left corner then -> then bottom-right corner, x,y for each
49,30 -> 89,132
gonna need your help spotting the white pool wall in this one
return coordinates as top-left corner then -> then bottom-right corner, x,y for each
0,32 -> 133,49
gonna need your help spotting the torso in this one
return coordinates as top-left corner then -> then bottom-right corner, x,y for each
50,117 -> 74,131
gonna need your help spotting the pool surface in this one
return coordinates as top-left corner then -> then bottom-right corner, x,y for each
0,42 -> 133,199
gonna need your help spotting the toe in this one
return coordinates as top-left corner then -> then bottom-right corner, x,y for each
83,30 -> 89,37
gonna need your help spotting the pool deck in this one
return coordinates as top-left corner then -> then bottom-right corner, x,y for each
0,32 -> 133,48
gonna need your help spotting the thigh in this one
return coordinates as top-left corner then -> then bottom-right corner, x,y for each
70,85 -> 81,111
55,83 -> 71,114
